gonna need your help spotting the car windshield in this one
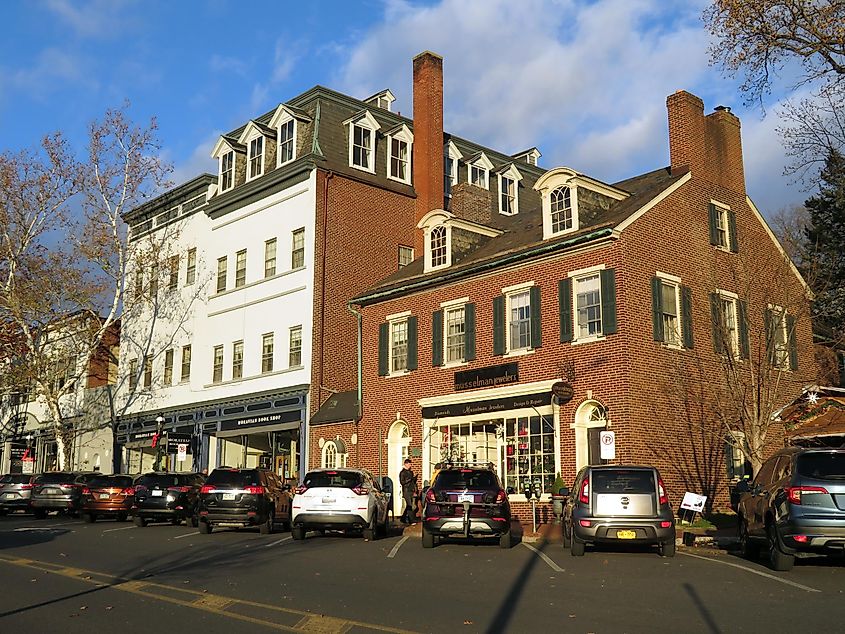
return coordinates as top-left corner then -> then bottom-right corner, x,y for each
90,476 -> 133,489
206,470 -> 260,487
592,470 -> 655,493
1,475 -> 32,484
304,471 -> 363,488
35,473 -> 77,484
797,452 -> 845,480
137,474 -> 181,488
433,470 -> 499,490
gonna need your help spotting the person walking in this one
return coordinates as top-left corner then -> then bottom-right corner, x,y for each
399,458 -> 418,525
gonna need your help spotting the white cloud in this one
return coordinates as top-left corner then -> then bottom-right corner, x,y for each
210,54 -> 249,77
5,47 -> 98,99
168,132 -> 219,186
44,0 -> 137,38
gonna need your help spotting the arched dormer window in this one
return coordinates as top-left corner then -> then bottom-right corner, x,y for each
550,186 -> 573,233
417,209 -> 503,274
431,225 -> 447,268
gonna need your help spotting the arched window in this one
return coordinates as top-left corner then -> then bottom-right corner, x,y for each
550,186 -> 572,233
430,225 -> 447,268
573,400 -> 609,469
322,441 -> 338,469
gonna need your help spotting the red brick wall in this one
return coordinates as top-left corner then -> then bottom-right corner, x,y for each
412,51 -> 444,256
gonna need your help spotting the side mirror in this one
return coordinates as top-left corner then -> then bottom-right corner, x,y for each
558,487 -> 570,497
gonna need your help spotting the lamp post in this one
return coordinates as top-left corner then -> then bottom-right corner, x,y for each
153,415 -> 165,472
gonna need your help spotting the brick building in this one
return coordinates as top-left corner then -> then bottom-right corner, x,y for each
321,52 -> 819,518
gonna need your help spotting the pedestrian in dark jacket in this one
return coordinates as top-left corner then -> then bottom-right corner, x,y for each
399,458 -> 418,524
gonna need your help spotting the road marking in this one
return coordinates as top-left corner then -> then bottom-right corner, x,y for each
679,552 -> 821,593
102,526 -> 136,533
13,527 -> 65,532
0,554 -> 415,633
264,536 -> 293,547
521,542 -> 565,572
173,531 -> 200,539
387,535 -> 410,558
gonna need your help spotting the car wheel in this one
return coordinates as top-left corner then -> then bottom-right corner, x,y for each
767,523 -> 794,571
133,516 -> 147,528
199,520 -> 212,534
422,527 -> 435,549
562,521 -> 571,548
499,529 -> 512,549
117,512 -> 128,522
738,516 -> 760,560
33,509 -> 47,520
260,508 -> 275,535
291,526 -> 305,540
570,527 -> 585,557
659,540 -> 676,558
83,513 -> 96,523
363,515 -> 377,541
0,509 -> 8,516
190,515 -> 199,528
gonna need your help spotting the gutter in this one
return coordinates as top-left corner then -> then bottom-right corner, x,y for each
346,304 -> 364,422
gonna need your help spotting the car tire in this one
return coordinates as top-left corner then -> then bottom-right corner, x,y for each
562,521 -> 571,548
738,517 -> 760,560
117,512 -> 128,522
0,509 -> 8,516
291,526 -> 305,540
260,508 -> 275,535
659,540 -> 676,558
33,509 -> 47,520
570,528 -> 585,557
199,520 -> 212,534
422,527 -> 435,549
190,515 -> 199,528
133,515 -> 147,528
499,529 -> 512,549
83,513 -> 96,523
767,524 -> 794,572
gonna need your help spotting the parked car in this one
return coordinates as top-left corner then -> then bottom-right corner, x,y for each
80,474 -> 136,523
197,468 -> 291,534
132,472 -> 205,527
563,465 -> 675,557
30,472 -> 98,518
420,463 -> 513,549
0,473 -> 37,515
735,447 -> 845,571
291,468 -> 390,541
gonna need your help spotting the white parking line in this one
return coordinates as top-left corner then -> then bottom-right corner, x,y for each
387,535 -> 410,558
173,531 -> 200,540
102,526 -> 137,534
521,542 -> 565,572
264,536 -> 293,548
679,552 -> 821,593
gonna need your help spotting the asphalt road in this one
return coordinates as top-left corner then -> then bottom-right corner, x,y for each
0,512 -> 843,633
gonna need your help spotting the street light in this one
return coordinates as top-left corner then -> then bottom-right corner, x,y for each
153,415 -> 165,472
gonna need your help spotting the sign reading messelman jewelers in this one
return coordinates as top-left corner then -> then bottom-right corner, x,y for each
454,362 -> 519,392
422,392 -> 552,420
218,409 -> 301,432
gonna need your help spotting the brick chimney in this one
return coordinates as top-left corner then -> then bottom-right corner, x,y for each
412,51 -> 444,256
666,90 -> 746,195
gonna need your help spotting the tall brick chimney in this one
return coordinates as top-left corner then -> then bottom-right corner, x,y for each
666,90 -> 746,195
412,51 -> 444,256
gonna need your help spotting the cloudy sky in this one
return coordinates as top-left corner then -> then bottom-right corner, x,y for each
0,0 -> 812,217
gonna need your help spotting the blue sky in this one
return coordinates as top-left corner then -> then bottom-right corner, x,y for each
0,0 -> 812,216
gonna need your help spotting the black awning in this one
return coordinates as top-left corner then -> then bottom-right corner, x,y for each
310,391 -> 360,425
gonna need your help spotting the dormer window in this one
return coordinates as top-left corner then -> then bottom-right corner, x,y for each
248,137 -> 264,180
550,186 -> 572,232
470,164 -> 487,188
270,103 -> 312,168
496,164 -> 523,215
444,141 -> 462,198
386,124 -> 413,185
221,151 -> 235,192
211,136 -> 245,194
431,225 -> 447,268
418,209 -> 502,274
353,125 -> 372,170
278,119 -> 295,165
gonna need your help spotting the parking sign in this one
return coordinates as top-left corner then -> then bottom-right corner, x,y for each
599,430 -> 615,460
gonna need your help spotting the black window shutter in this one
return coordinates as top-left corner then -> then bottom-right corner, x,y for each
787,314 -> 798,371
559,279 -> 573,343
681,285 -> 694,349
378,323 -> 389,376
432,310 -> 443,367
529,286 -> 542,349
493,295 -> 505,355
651,277 -> 664,342
728,210 -> 739,253
738,300 -> 750,359
407,316 -> 418,371
764,308 -> 774,365
465,303 -> 476,361
710,293 -> 723,354
600,268 -> 617,335
708,203 -> 719,246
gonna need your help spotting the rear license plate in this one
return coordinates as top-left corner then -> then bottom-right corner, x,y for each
322,498 -> 336,504
2,493 -> 14,499
617,530 -> 636,540
152,490 -> 163,497
99,493 -> 110,500
458,494 -> 474,503
44,488 -> 59,495
222,493 -> 236,501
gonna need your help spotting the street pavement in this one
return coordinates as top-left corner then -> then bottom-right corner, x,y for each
0,512 -> 843,633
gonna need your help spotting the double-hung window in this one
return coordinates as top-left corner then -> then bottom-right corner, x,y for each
352,124 -> 372,171
216,257 -> 227,293
143,356 -> 152,389
720,296 -> 738,356
500,175 -> 516,215
278,119 -> 295,165
291,228 -> 305,269
235,249 -> 247,288
163,349 -> 174,386
248,137 -> 264,180
289,326 -> 302,367
212,346 -> 224,383
576,274 -> 602,339
445,306 -> 466,363
709,202 -> 737,252
389,137 -> 410,183
398,245 -> 414,269
378,314 -> 418,376
430,226 -> 447,269
262,333 -> 274,373
653,275 -> 693,349
185,248 -> 196,285
710,291 -> 744,358
470,164 -> 487,188
766,306 -> 796,369
168,255 -> 179,291
508,290 -> 531,352
444,155 -> 456,197
550,186 -> 573,233
221,151 -> 234,192
128,358 -> 138,390
265,238 -> 277,277
390,319 -> 409,373
232,341 -> 243,380
180,345 -> 191,382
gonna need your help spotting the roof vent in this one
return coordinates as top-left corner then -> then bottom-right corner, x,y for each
714,105 -> 731,113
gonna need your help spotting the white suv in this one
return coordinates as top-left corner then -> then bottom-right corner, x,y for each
291,468 -> 390,541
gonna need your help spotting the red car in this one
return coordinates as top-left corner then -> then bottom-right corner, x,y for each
80,474 -> 135,523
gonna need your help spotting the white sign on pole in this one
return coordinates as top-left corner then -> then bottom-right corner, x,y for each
177,443 -> 188,462
599,430 -> 615,460
680,492 -> 707,512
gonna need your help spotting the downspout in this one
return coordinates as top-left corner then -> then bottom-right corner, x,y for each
346,303 -> 363,468
318,170 -> 334,411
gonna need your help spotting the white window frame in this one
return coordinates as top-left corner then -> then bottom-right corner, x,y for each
398,245 -> 414,269
291,227 -> 305,269
716,289 -> 740,358
569,264 -> 606,343
388,315 -> 410,375
235,249 -> 247,288
289,325 -> 302,368
470,163 -> 488,189
212,345 -> 224,384
265,238 -> 277,278
444,141 -> 462,198
180,345 -> 191,382
220,150 -> 235,192
545,184 -> 580,238
216,256 -> 227,294
549,186 -> 574,234
656,271 -> 682,348
185,248 -> 196,286
429,225 -> 448,270
346,113 -> 380,174
261,333 -> 274,374
443,302 -> 467,365
713,201 -> 731,251
768,304 -> 790,369
497,165 -> 522,216
322,440 -> 338,469
387,124 -> 413,184
163,349 -> 174,387
232,340 -> 243,380
503,282 -> 534,354
276,117 -> 296,166
247,134 -> 265,181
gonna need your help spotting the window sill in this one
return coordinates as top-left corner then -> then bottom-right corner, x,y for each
714,245 -> 733,254
202,364 -> 304,388
387,174 -> 411,186
571,335 -> 606,346
349,163 -> 376,175
504,348 -> 534,358
661,342 -> 684,351
387,370 -> 411,378
442,360 -> 468,369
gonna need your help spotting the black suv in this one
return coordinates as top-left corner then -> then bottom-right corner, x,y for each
736,447 -> 845,571
197,468 -> 291,534
30,472 -> 98,518
133,472 -> 206,527
421,463 -> 512,548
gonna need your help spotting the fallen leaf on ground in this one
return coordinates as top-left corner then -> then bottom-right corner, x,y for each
463,620 -> 473,625
79,606 -> 87,611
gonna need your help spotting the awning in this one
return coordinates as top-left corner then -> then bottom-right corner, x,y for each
310,391 -> 360,425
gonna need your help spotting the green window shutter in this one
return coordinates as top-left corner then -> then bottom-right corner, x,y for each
432,310 -> 443,367
728,210 -> 739,253
378,322 -> 389,376
559,278 -> 573,343
651,277 -> 664,342
600,268 -> 617,335
407,316 -> 418,371
787,314 -> 798,371
464,303 -> 476,361
710,293 -> 723,354
529,286 -> 542,349
764,308 -> 774,366
738,300 -> 750,359
708,203 -> 719,246
681,285 -> 694,349
493,295 -> 505,355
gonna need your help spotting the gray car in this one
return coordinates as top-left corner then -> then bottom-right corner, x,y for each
0,473 -> 37,514
563,465 -> 676,557
736,447 -> 845,571
30,472 -> 97,518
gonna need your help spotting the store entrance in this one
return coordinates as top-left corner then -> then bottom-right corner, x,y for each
216,428 -> 299,484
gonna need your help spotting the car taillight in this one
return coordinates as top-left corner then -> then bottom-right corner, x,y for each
82,488 -> 91,496
786,486 -> 828,504
244,486 -> 264,495
658,478 -> 668,506
200,485 -> 214,494
21,484 -> 33,490
351,486 -> 370,496
425,488 -> 436,503
495,489 -> 506,504
168,486 -> 191,493
123,487 -> 135,496
59,483 -> 75,490
295,485 -> 308,495
579,478 -> 589,504
660,521 -> 672,528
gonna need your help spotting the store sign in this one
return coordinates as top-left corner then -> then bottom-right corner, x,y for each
551,381 -> 574,403
422,392 -> 551,419
454,363 -> 519,392
129,430 -> 157,443
167,434 -> 192,453
219,409 -> 301,432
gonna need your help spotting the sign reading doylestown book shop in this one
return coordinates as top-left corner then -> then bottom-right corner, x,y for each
218,409 -> 301,432
454,363 -> 519,392
422,392 -> 551,419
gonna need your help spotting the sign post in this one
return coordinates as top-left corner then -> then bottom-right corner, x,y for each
599,431 -> 615,461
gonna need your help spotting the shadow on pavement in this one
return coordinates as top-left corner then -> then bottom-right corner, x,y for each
0,528 -> 71,550
682,582 -> 721,634
484,533 -> 545,634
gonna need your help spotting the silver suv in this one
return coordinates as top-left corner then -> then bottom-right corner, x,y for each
736,447 -> 845,571
0,474 -> 37,514
563,465 -> 676,557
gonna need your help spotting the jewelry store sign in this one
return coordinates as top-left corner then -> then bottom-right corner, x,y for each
454,362 -> 519,392
422,392 -> 551,419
